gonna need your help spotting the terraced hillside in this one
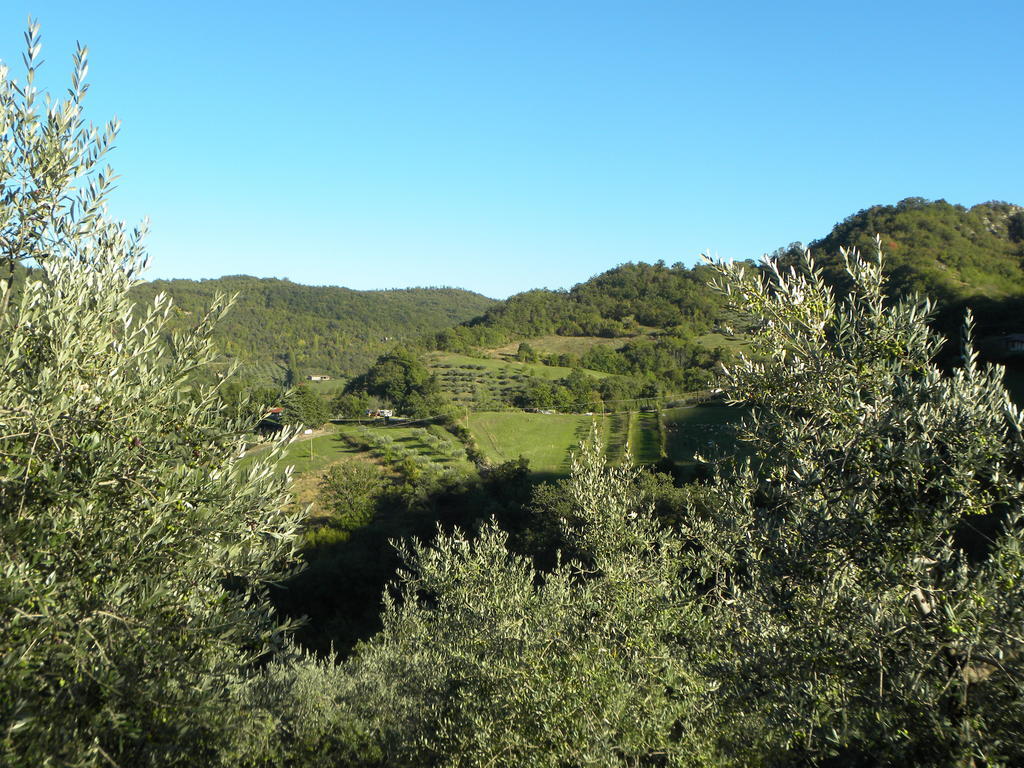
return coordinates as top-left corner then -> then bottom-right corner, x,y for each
428,351 -> 610,409
244,421 -> 476,516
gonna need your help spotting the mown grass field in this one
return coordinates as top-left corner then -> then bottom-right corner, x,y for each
464,404 -> 744,479
304,377 -> 349,395
464,411 -> 597,478
602,412 -> 630,465
692,331 -> 753,354
487,333 -> 643,358
483,329 -> 748,361
629,411 -> 662,464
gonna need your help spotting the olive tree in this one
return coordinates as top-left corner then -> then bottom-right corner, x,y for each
687,245 -> 1024,766
234,438 -> 713,767
0,21 -> 122,313
0,25 -> 305,766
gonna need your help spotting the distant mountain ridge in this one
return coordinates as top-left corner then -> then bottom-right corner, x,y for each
130,276 -> 496,383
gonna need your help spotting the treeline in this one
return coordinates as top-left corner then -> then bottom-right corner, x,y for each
130,276 -> 495,383
562,335 -> 729,388
139,200 -> 1024,392
339,351 -> 720,418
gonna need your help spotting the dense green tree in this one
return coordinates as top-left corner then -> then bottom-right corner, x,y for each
348,347 -> 454,418
801,198 -> 1024,338
579,343 -> 630,374
235,440 -> 708,767
515,341 -> 538,362
317,460 -> 388,531
282,384 -> 331,428
685,247 -> 1024,765
361,348 -> 433,403
0,26 -> 304,766
0,25 -> 119,315
431,261 -> 729,353
332,390 -> 375,418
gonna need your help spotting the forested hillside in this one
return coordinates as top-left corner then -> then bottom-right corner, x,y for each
130,276 -> 496,383
418,261 -> 736,404
795,198 -> 1024,334
128,199 -> 1024,393
432,260 -> 730,352
430,200 -> 1024,356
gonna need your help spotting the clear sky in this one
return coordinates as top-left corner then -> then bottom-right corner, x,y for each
3,1 -> 1022,298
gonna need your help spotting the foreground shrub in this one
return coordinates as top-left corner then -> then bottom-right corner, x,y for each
241,441 -> 712,767
0,26 -> 304,766
687,246 -> 1024,765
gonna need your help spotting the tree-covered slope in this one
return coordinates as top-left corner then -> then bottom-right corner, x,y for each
131,276 -> 496,383
801,198 -> 1024,332
433,260 -> 729,352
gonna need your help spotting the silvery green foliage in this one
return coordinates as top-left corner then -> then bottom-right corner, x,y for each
0,25 -> 305,767
689,246 -> 1024,765
238,437 -> 711,768
222,650 -> 381,767
0,21 -> 126,312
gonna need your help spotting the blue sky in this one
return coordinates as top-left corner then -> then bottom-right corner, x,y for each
3,1 -> 1022,298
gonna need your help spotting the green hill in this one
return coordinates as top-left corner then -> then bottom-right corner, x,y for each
432,260 -> 730,352
796,198 -> 1024,335
130,276 -> 496,383
427,261 -> 736,401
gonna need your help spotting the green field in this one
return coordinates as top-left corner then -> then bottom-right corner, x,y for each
465,411 -> 598,477
464,404 -> 744,478
242,423 -> 359,474
602,412 -> 630,464
628,411 -> 662,464
487,333 -> 645,359
692,331 -> 753,354
303,377 -> 349,395
243,420 -> 476,516
279,425 -> 362,476
247,403 -> 744,516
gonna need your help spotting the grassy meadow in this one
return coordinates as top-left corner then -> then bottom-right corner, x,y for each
464,411 -> 594,477
463,403 -> 744,479
486,333 -> 643,358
